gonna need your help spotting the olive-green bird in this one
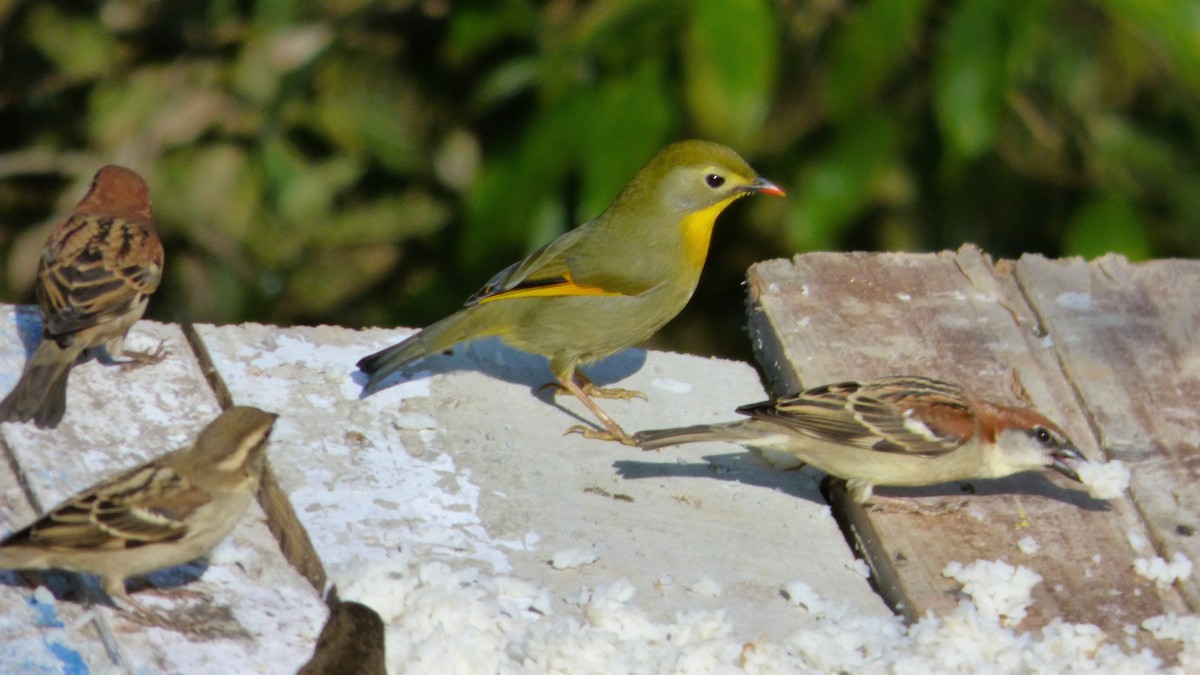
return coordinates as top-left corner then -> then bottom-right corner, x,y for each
357,140 -> 784,444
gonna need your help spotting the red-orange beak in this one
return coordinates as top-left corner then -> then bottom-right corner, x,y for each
747,177 -> 786,197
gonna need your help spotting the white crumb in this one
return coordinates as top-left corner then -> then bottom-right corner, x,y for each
1078,460 -> 1131,499
686,576 -> 723,597
329,557 -> 1197,674
943,559 -> 1042,627
810,504 -> 833,523
1135,552 -> 1194,589
1017,536 -> 1039,555
549,546 -> 599,570
32,586 -> 54,605
1128,529 -> 1149,553
845,558 -> 872,579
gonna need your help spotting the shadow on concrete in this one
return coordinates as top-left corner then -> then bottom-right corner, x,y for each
614,449 -> 1109,511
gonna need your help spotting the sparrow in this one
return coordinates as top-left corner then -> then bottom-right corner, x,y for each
357,140 -> 784,444
0,406 -> 277,613
633,376 -> 1086,503
297,600 -> 387,675
0,165 -> 164,429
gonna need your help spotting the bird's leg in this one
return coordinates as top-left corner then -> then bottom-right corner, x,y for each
573,369 -> 648,402
556,373 -> 637,445
108,337 -> 169,372
103,577 -> 167,625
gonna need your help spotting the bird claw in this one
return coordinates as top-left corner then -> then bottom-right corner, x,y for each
117,342 -> 169,372
563,425 -> 637,446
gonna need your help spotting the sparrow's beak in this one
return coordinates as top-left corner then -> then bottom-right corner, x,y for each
1050,445 -> 1086,482
747,177 -> 786,197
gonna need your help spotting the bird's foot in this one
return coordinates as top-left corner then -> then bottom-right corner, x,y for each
117,341 -> 169,372
564,424 -> 638,446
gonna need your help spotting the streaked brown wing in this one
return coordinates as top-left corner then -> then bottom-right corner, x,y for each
5,456 -> 209,551
37,213 -> 163,340
738,376 -> 975,457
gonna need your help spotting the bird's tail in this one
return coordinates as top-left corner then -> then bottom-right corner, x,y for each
633,422 -> 750,450
357,308 -> 489,392
0,341 -> 77,429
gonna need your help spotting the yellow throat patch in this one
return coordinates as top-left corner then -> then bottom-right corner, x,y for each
680,195 -> 742,270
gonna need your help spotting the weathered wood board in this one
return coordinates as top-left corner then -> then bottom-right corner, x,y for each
746,246 -> 1190,639
1015,254 -> 1200,608
0,308 -> 325,674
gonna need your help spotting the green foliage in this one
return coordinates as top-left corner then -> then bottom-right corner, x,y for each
0,0 -> 1197,359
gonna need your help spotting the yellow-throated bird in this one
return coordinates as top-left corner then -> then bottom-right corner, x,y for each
357,140 -> 784,444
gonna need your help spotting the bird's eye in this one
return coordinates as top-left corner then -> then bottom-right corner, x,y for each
705,173 -> 725,188
1033,426 -> 1053,446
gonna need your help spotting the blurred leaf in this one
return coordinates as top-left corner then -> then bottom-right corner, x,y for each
933,0 -> 1007,161
786,115 -> 900,251
317,192 -> 450,248
283,245 -> 400,316
1063,195 -> 1150,260
577,59 -> 675,219
262,137 -> 362,224
24,5 -> 117,81
1096,0 -> 1200,95
91,65 -> 241,152
825,0 -> 931,118
683,0 -> 778,148
158,144 -> 263,249
445,0 -> 537,66
232,25 -> 332,105
311,55 -> 426,173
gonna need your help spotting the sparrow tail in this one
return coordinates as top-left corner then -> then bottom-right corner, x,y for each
0,341 -> 77,429
633,424 -> 739,450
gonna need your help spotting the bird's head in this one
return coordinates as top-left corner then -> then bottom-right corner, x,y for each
633,140 -> 784,213
183,406 -> 278,487
987,406 -> 1085,481
77,165 -> 154,222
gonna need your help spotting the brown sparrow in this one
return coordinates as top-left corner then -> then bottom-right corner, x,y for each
634,376 -> 1085,503
0,165 -> 164,428
0,406 -> 276,612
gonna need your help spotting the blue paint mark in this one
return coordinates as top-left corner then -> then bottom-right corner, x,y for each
46,639 -> 89,675
28,594 -> 63,628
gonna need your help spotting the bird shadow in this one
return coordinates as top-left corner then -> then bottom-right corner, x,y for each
0,558 -> 211,610
10,305 -> 42,359
352,335 -> 648,416
614,451 -> 829,505
614,450 -> 1110,511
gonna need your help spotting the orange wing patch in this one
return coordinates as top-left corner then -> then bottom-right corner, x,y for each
474,271 -> 623,304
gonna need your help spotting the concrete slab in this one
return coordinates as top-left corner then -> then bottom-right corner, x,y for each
192,323 -> 891,668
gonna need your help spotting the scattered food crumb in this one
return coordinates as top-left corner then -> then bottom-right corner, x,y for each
1078,460 -> 1131,499
845,558 -> 871,579
943,559 -> 1042,627
549,547 -> 599,570
687,576 -> 722,597
1017,536 -> 1039,555
1135,553 -> 1194,589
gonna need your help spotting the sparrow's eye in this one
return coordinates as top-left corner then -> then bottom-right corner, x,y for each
1033,426 -> 1054,446
705,173 -> 725,189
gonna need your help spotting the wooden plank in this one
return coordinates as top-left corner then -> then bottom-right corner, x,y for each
0,306 -> 325,673
745,246 -> 1187,641
1015,253 -> 1200,608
